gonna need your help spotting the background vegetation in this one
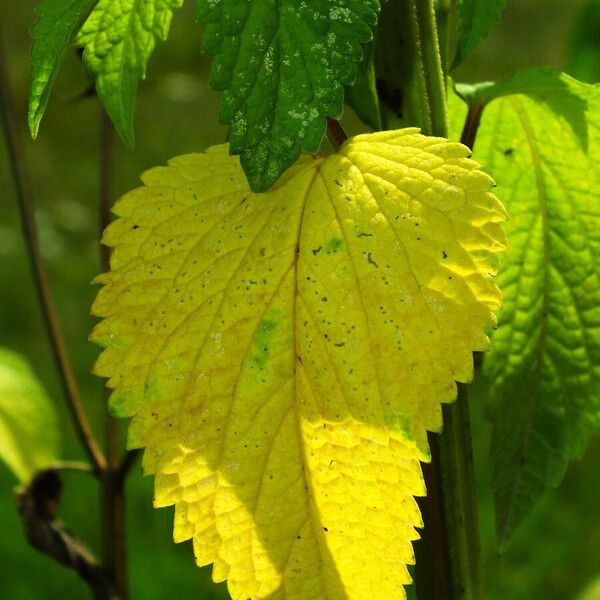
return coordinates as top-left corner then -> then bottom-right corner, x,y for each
1,0 -> 598,598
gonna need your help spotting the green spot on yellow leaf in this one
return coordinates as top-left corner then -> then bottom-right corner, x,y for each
91,128 -> 506,599
324,237 -> 344,254
249,316 -> 279,370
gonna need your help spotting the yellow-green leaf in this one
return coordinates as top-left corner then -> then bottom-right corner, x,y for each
0,348 -> 61,482
91,129 -> 506,599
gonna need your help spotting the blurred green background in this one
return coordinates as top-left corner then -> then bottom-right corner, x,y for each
1,1 -> 598,598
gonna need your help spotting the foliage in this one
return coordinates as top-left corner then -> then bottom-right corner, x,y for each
77,0 -> 183,145
2,0 -> 597,599
0,348 -> 61,482
91,131 -> 505,599
196,0 -> 380,191
449,69 -> 600,543
28,0 -> 97,138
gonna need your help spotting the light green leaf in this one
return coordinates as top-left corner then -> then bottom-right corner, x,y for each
0,348 -> 61,483
77,0 -> 183,145
452,0 -> 506,69
345,40 -> 382,131
29,0 -> 98,138
196,0 -> 380,191
451,70 -> 600,544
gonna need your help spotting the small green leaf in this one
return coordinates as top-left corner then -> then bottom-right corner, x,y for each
196,0 -> 380,191
452,0 -> 506,69
0,348 -> 61,482
345,40 -> 382,130
28,0 -> 98,138
451,70 -> 600,544
77,0 -> 183,146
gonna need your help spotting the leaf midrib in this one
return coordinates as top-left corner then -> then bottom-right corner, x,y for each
290,166 -> 335,599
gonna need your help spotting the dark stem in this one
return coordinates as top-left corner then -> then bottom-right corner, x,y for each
100,470 -> 127,600
118,450 -> 140,480
408,2 -> 483,599
415,436 -> 453,600
416,388 -> 483,600
16,470 -> 117,600
326,118 -> 347,150
438,386 -> 482,598
98,108 -> 129,600
0,24 -> 106,475
460,101 -> 485,150
443,386 -> 482,595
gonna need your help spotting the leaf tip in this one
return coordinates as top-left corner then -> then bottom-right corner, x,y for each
29,118 -> 40,140
113,118 -> 135,149
27,98 -> 42,139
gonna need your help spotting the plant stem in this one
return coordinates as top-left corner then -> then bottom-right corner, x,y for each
436,0 -> 451,79
100,470 -> 127,600
0,24 -> 107,475
98,108 -> 129,600
416,438 -> 453,600
460,101 -> 485,149
49,460 -> 95,474
326,118 -> 347,150
16,470 -> 117,600
407,2 -> 483,599
415,0 -> 449,137
375,0 -> 431,132
118,449 -> 140,479
438,386 -> 482,598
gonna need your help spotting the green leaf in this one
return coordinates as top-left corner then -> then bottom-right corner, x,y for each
91,131 -> 506,599
28,0 -> 98,138
452,0 -> 506,69
567,0 -> 600,84
451,70 -> 600,544
196,0 -> 380,191
345,40 -> 382,130
0,348 -> 61,482
77,0 -> 183,145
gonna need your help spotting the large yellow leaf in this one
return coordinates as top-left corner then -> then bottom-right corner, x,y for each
91,129 -> 506,599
